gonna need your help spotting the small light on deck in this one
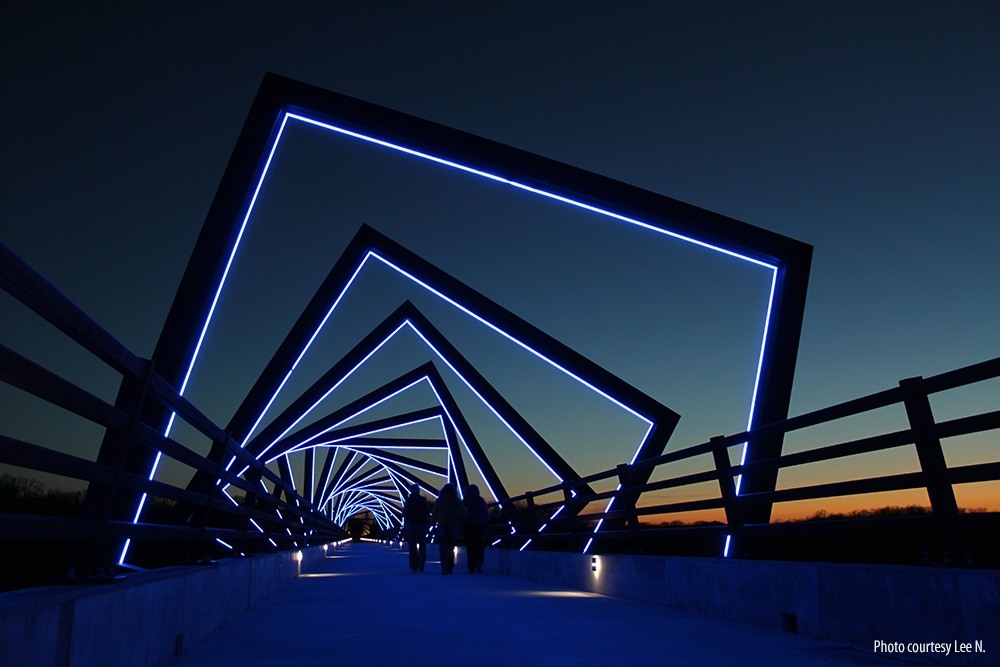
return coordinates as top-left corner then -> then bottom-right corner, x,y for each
295,550 -> 303,562
591,556 -> 599,574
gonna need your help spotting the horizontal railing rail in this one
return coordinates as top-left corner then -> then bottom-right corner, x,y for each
3,235 -> 997,585
0,242 -> 345,586
485,356 -> 999,565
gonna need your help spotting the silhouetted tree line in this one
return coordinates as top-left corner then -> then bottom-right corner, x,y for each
777,504 -> 987,522
0,473 -> 85,516
642,504 -> 988,528
0,473 -> 177,521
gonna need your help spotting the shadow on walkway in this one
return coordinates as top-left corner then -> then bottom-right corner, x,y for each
171,542 -> 900,666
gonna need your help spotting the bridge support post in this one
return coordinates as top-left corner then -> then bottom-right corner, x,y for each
188,431 -> 236,563
521,492 -> 537,548
74,358 -> 157,578
712,436 -> 744,558
615,464 -> 642,552
899,377 -> 970,565
239,461 -> 281,554
560,485 -> 581,548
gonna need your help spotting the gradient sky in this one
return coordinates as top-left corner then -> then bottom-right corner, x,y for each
2,2 -> 997,517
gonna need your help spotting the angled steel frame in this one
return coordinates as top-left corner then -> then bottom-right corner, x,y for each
144,74 -> 809,557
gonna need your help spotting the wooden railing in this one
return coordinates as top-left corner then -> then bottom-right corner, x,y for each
482,357 -> 999,565
3,235 -> 997,589
0,241 -> 344,586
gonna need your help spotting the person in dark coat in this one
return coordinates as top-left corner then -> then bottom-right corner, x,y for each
431,483 -> 466,574
462,484 -> 489,573
403,483 -> 429,572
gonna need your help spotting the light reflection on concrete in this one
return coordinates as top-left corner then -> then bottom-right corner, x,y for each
521,590 -> 596,599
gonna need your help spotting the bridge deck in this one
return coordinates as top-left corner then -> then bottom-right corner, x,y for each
170,542 -> 894,666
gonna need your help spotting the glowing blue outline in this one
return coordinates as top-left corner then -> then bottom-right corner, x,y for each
261,372 -> 429,463
286,413 -> 442,454
400,321 -> 569,483
252,307 -> 657,551
252,317 -> 564,507
330,467 -> 409,528
337,489 -> 388,519
241,247 -> 653,487
423,382 -> 500,505
121,114 -> 296,563
286,114 -> 776,270
274,324 -> 506,505
536,503 -> 565,534
328,467 -> 387,503
287,402 -> 455,526
323,452 -> 371,504
342,446 -> 448,479
127,101 -> 781,564
335,490 -> 395,528
321,453 -> 418,513
249,118 -> 771,550
332,415 -> 440,439
321,449 -> 360,510
280,113 -> 780,549
233,307 -> 407,475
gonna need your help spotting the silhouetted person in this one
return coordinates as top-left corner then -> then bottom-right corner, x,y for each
463,484 -> 489,573
432,483 -> 466,574
403,483 -> 429,572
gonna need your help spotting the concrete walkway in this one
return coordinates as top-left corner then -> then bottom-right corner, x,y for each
170,542 -> 902,666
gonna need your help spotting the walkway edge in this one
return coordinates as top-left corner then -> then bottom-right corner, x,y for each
484,548 -> 999,666
0,546 -> 325,667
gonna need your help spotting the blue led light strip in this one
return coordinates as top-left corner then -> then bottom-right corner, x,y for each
341,447 -> 448,478
401,323 -> 569,482
127,102 -> 781,565
280,113 -> 779,541
236,112 -> 771,481
320,453 -> 423,514
286,114 -> 777,270
268,377 -> 485,531
423,383 -> 500,504
324,461 -> 382,506
278,391 -> 456,520
121,114 -> 297,564
286,413 -> 442,454
250,315 -> 567,505
261,316 -> 520,506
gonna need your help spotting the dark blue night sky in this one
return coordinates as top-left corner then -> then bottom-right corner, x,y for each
2,3 -> 997,513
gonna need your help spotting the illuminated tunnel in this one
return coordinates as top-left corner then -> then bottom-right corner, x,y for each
201,228 -> 680,551
118,73 -> 809,565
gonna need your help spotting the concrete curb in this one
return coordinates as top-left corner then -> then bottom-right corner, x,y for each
483,548 -> 999,665
0,545 -> 327,667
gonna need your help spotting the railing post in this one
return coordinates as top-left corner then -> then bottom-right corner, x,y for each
190,430 -> 233,563
560,484 -> 580,547
500,499 -> 516,549
711,436 -> 743,556
238,461 -> 268,554
522,492 -> 537,547
899,377 -> 969,565
616,463 -> 642,552
79,358 -> 157,579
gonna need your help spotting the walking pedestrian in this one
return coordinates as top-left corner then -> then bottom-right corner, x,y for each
403,483 -> 429,572
432,483 -> 466,574
463,484 -> 489,573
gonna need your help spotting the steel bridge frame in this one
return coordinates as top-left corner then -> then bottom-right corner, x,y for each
103,73 -> 811,557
